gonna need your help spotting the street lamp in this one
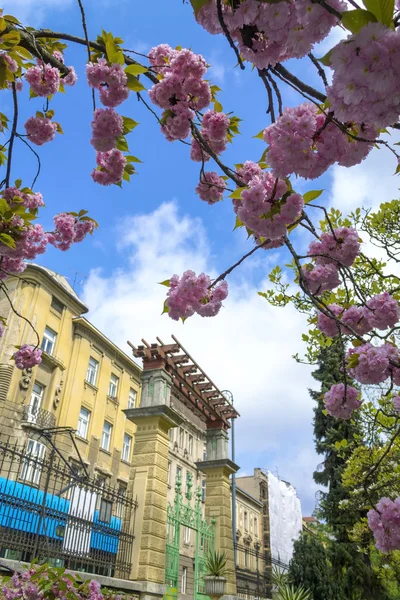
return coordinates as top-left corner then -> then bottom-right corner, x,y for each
221,389 -> 237,567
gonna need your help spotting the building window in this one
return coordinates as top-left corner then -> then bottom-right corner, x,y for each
128,388 -> 137,409
51,296 -> 64,314
116,484 -> 126,518
41,326 -> 57,355
185,472 -> 191,496
122,433 -> 132,462
244,548 -> 250,569
203,450 -> 207,461
184,527 -> 190,545
201,479 -> 206,502
77,407 -> 91,439
101,421 -> 112,451
188,434 -> 193,455
108,374 -> 119,398
254,517 -> 258,536
28,382 -> 43,423
176,465 -> 182,486
244,511 -> 249,532
179,428 -> 184,448
99,499 -> 112,523
168,461 -> 172,486
86,357 -> 99,386
181,567 -> 187,594
20,439 -> 46,484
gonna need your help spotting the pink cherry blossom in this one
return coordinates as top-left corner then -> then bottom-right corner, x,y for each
166,270 -> 228,320
2,53 -> 17,73
324,383 -> 362,419
341,305 -> 373,335
91,149 -> 126,186
13,345 -> 42,370
366,292 -> 400,331
86,59 -> 129,108
196,171 -> 226,204
24,116 -> 57,146
368,497 -> 400,552
308,227 -> 360,268
301,263 -> 340,295
64,66 -> 78,86
25,63 -> 60,97
317,304 -> 343,337
346,343 -> 399,385
47,213 -> 95,251
90,108 -> 124,152
3,187 -> 44,209
148,44 -> 176,74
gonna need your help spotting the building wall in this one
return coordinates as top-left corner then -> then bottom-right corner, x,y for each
0,265 -> 141,489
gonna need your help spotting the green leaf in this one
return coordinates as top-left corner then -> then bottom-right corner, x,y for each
15,45 -> 32,59
363,0 -> 394,24
1,31 -> 21,46
341,9 -> 377,33
104,33 -> 124,65
253,129 -> 265,140
15,178 -> 22,188
233,216 -> 244,230
125,64 -> 148,76
115,136 -> 129,152
159,279 -> 171,287
318,48 -> 334,67
126,73 -> 146,92
303,189 -> 324,204
214,100 -> 223,112
190,0 -> 209,15
0,198 -> 10,214
126,155 -> 142,163
0,233 -> 16,248
161,299 -> 170,315
229,187 -> 247,200
45,109 -> 55,119
122,116 -> 139,134
36,111 -> 44,118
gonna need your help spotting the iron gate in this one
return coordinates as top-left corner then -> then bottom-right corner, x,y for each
165,473 -> 215,600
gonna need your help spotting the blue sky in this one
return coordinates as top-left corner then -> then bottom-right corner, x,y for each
4,0 -> 400,516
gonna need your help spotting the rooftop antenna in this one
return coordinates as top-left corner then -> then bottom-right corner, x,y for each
71,271 -> 87,291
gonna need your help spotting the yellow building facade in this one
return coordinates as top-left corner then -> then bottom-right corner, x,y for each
0,263 -> 141,488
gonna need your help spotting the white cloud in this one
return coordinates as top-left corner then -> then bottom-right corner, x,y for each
83,200 -> 319,514
3,0 -> 74,25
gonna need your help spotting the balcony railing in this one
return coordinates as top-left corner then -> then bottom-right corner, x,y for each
21,405 -> 56,429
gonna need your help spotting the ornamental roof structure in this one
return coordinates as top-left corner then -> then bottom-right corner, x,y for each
128,334 -> 239,428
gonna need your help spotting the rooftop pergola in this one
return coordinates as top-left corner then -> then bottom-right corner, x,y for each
128,335 -> 239,428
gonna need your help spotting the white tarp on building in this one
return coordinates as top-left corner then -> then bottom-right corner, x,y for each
267,471 -> 302,567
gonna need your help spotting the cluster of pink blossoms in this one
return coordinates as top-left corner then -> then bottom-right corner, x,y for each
90,108 -> 124,152
328,23 -> 400,129
148,45 -> 211,141
346,343 -> 400,385
302,227 -> 360,296
191,110 -> 230,162
232,161 -> 303,241
12,345 -> 42,370
25,62 -> 61,97
263,103 -> 377,180
53,50 -> 78,87
196,0 -> 345,69
47,213 -> 95,251
166,270 -> 228,320
24,116 -> 57,146
196,172 -> 226,204
91,149 -> 126,186
3,187 -> 44,209
0,223 -> 48,279
368,497 -> 400,552
2,53 -> 17,73
324,383 -> 362,420
318,293 -> 400,338
86,58 -> 129,107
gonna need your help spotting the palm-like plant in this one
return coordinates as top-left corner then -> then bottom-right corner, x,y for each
270,567 -> 312,600
204,550 -> 229,577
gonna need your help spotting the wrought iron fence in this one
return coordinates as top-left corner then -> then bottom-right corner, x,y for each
0,437 -> 136,578
234,542 -> 289,600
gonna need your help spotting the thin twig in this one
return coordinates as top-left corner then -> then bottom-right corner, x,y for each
216,0 -> 245,70
0,281 -> 40,348
76,0 -> 96,111
258,69 -> 275,122
16,134 -> 41,189
211,243 -> 266,287
4,82 -> 18,190
308,52 -> 328,87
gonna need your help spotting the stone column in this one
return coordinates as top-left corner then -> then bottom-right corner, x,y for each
197,421 -> 239,599
125,367 -> 182,597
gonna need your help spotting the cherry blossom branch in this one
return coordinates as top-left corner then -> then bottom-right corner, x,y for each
258,69 -> 275,122
16,134 -> 42,189
210,242 -> 266,288
4,82 -> 18,190
216,0 -> 245,70
310,0 -> 343,19
308,52 -> 328,87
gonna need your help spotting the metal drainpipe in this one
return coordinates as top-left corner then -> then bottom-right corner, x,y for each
222,390 -> 237,568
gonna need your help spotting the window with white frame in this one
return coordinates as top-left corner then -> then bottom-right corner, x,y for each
108,373 -> 119,398
128,388 -> 137,408
77,407 -> 91,439
201,479 -> 206,502
41,326 -> 57,355
188,434 -> 193,455
20,439 -> 46,484
101,421 -> 112,451
86,357 -> 99,386
28,382 -> 43,423
99,498 -> 112,523
181,567 -> 187,594
184,526 -> 190,545
122,433 -> 132,462
179,428 -> 184,448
